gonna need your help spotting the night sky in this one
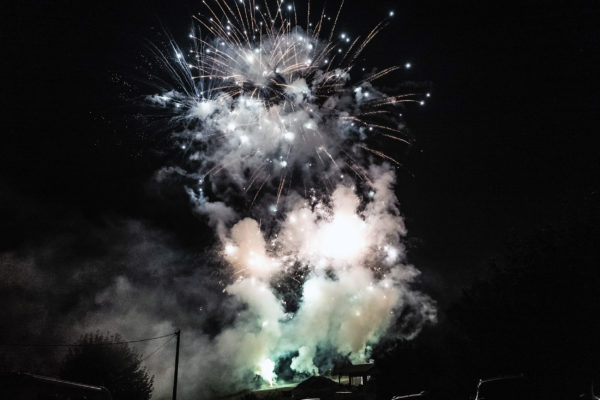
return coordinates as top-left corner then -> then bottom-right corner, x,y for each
3,0 -> 597,289
1,0 -> 599,397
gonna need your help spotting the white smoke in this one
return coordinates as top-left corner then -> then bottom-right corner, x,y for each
137,3 -> 436,397
203,167 -> 435,386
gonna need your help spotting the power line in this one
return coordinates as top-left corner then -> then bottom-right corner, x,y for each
110,334 -> 177,384
140,334 -> 176,363
0,332 -> 178,348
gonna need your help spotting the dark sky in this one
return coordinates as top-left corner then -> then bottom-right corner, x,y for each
1,0 -> 598,303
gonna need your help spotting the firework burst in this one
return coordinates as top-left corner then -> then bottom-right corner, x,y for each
151,0 -> 427,207
148,0 -> 435,391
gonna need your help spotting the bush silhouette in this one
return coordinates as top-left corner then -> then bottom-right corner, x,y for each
60,331 -> 153,400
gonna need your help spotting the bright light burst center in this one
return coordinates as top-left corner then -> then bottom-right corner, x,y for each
314,213 -> 366,262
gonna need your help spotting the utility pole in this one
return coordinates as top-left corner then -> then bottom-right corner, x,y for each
172,329 -> 181,400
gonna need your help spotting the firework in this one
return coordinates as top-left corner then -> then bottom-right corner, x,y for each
151,0 -> 427,203
149,0 -> 435,391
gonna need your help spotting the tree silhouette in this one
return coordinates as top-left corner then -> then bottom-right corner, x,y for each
450,220 -> 600,398
373,209 -> 600,400
60,331 -> 153,400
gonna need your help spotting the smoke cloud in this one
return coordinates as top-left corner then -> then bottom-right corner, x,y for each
1,2 -> 436,400
142,2 -> 437,396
